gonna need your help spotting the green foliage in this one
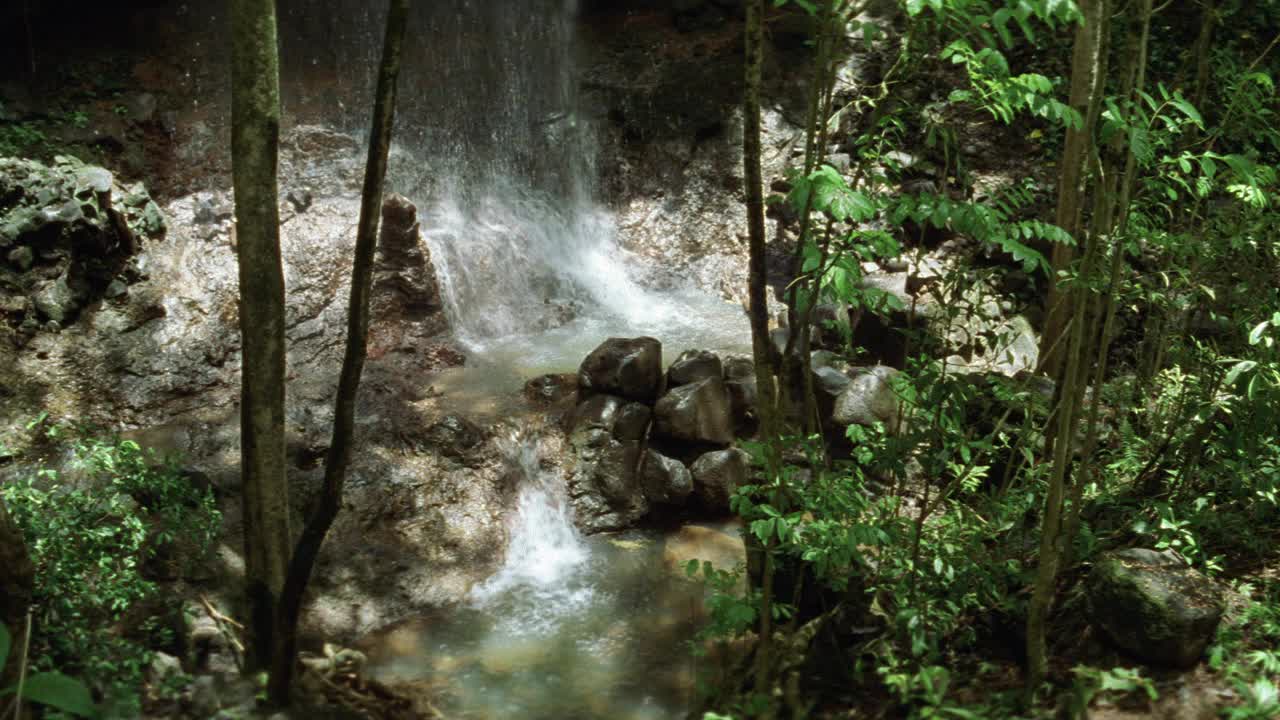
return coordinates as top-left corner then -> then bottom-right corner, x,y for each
0,427 -> 220,717
0,122 -> 48,156
1,624 -> 99,718
1209,583 -> 1280,719
943,41 -> 1080,129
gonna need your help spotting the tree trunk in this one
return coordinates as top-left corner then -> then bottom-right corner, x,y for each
1026,0 -> 1111,694
0,496 -> 34,690
1038,0 -> 1108,381
230,0 -> 292,674
266,0 -> 410,705
743,1 -> 781,715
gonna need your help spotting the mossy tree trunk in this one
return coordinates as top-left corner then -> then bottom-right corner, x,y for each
266,0 -> 411,705
230,0 -> 292,674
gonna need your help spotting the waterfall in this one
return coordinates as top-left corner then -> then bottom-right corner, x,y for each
278,0 -> 749,365
470,431 -> 594,629
382,0 -> 656,347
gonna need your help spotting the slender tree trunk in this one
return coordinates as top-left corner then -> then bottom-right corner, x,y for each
1039,0 -> 1108,381
0,497 -> 34,691
1063,0 -> 1154,558
230,0 -> 292,674
1026,0 -> 1111,694
266,0 -> 411,705
743,2 -> 780,714
1190,0 -> 1216,113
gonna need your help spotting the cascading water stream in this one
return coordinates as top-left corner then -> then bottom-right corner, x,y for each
277,3 -> 744,715
469,431 -> 594,624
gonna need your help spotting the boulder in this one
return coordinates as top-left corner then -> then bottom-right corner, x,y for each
578,337 -> 663,404
571,394 -> 624,435
668,349 -> 723,387
723,355 -> 755,380
653,377 -> 735,445
570,394 -> 651,444
1087,549 -> 1226,668
640,449 -> 693,505
832,366 -> 902,430
725,375 -> 758,431
813,365 -> 852,419
690,448 -> 750,513
568,428 -> 648,533
613,401 -> 653,443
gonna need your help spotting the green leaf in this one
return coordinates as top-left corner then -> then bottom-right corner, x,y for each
15,673 -> 98,718
1225,360 -> 1257,385
0,623 -> 9,670
1170,95 -> 1203,128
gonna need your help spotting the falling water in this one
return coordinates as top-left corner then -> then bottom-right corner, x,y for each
469,430 -> 593,622
279,0 -> 749,365
273,4 -> 738,715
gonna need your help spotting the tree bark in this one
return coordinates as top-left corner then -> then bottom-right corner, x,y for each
1026,0 -> 1111,694
1038,0 -> 1108,381
266,0 -> 410,705
230,0 -> 292,674
743,1 -> 781,714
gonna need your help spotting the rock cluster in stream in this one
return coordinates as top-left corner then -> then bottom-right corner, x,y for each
548,335 -> 953,534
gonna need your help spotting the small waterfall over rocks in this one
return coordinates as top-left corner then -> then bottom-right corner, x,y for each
470,429 -> 593,622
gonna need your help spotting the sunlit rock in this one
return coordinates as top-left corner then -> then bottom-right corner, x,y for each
578,336 -> 664,404
831,365 -> 903,431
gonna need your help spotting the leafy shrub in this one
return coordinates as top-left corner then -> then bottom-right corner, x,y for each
0,428 -> 220,717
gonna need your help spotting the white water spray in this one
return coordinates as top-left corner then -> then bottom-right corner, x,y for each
470,431 -> 594,621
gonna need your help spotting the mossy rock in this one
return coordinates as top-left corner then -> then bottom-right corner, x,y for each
1086,548 -> 1225,668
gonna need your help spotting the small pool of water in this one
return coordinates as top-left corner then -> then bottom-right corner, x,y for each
366,530 -> 708,720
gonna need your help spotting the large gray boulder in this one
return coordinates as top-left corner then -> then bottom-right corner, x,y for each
653,376 -> 735,445
668,349 -> 723,387
691,448 -> 750,513
1087,549 -> 1226,668
578,337 -> 663,404
832,366 -> 902,430
639,449 -> 693,505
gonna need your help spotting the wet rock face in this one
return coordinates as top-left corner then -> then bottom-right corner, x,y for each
423,415 -> 487,466
653,376 -> 735,446
667,348 -> 723,387
640,448 -> 693,506
690,447 -> 749,513
1,156 -> 162,338
578,336 -> 664,404
1087,548 -> 1226,668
